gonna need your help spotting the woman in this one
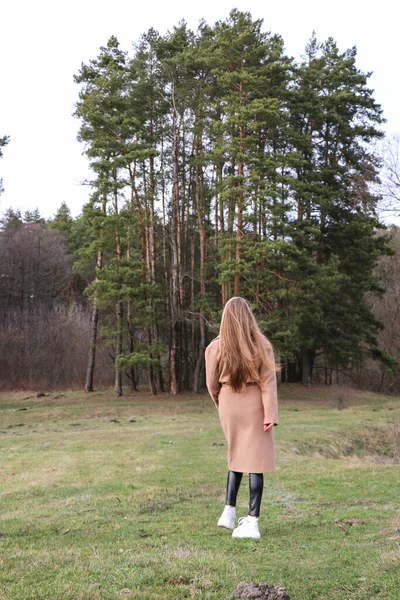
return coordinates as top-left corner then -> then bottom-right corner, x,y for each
205,297 -> 279,539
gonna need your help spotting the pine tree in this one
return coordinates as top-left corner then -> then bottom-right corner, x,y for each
0,135 -> 10,195
24,208 -> 45,224
277,34 -> 391,383
74,36 -> 165,395
74,36 -> 131,396
208,10 -> 291,301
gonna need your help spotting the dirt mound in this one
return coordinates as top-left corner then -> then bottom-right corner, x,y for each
232,581 -> 290,599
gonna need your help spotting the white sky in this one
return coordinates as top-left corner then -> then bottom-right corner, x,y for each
0,0 -> 399,222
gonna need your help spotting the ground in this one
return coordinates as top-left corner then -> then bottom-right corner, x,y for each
0,385 -> 399,599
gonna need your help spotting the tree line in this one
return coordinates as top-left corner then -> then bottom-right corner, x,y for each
1,10 -> 399,394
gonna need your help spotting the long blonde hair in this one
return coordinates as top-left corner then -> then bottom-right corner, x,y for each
219,297 -> 277,392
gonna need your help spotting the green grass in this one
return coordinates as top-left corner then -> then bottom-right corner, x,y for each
0,385 -> 399,599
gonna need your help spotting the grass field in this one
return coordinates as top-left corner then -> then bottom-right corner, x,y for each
0,385 -> 399,600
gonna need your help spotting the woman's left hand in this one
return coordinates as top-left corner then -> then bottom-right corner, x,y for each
263,423 -> 274,432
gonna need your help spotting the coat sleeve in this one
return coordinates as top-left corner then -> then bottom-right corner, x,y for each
259,347 -> 279,426
205,341 -> 221,408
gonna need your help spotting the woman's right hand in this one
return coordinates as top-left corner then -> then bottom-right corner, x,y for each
263,423 -> 274,432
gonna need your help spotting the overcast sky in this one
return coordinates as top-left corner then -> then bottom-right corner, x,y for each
0,0 -> 399,222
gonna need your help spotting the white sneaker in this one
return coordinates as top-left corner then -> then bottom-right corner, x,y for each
217,505 -> 236,529
232,516 -> 261,539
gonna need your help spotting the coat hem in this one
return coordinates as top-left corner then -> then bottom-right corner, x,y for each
228,464 -> 276,473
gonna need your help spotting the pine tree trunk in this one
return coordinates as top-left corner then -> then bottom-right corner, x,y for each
146,299 -> 157,396
193,129 -> 206,393
218,161 -> 227,306
234,81 -> 245,296
127,320 -> 138,391
182,321 -> 190,389
85,303 -> 99,393
169,101 -> 180,395
160,131 -> 170,393
126,234 -> 137,392
179,133 -> 189,392
214,164 -> 219,249
113,175 -> 123,398
301,349 -> 315,387
190,229 -> 196,364
114,300 -> 123,397
147,155 -> 158,395
155,322 -> 165,392
226,157 -> 236,303
85,190 -> 104,393
128,162 -> 147,280
193,239 -> 206,392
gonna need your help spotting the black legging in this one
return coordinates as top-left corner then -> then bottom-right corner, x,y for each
225,470 -> 264,517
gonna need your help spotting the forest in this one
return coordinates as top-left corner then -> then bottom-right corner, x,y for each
1,10 -> 399,395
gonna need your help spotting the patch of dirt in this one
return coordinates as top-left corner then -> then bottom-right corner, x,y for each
334,518 -> 366,534
335,518 -> 366,526
379,527 -> 400,540
232,581 -> 290,599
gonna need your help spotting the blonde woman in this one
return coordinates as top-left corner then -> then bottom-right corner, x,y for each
205,296 -> 279,539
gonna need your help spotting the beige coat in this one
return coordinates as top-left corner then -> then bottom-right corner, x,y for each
205,335 -> 278,473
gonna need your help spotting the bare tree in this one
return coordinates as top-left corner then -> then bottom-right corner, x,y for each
378,134 -> 400,217
0,222 -> 73,312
